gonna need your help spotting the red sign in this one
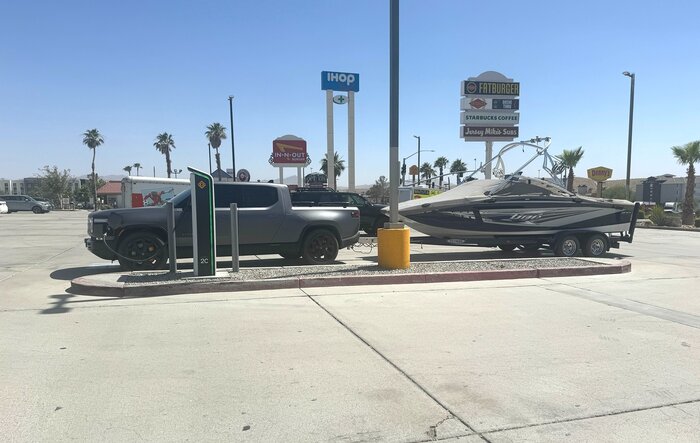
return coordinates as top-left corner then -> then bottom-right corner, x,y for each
272,139 -> 307,164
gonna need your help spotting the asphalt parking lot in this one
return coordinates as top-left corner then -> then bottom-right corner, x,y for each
2,210 -> 700,442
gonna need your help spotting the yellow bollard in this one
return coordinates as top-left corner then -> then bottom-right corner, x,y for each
377,227 -> 410,269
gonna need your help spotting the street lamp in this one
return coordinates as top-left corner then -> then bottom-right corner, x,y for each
173,168 -> 183,179
623,71 -> 635,200
228,95 -> 236,181
413,135 -> 421,182
402,149 -> 435,185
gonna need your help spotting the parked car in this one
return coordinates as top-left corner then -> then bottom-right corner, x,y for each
0,195 -> 51,213
0,200 -> 8,214
34,198 -> 55,211
290,188 -> 389,235
85,182 -> 361,270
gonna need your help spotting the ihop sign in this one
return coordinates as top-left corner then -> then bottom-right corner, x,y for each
321,71 -> 360,92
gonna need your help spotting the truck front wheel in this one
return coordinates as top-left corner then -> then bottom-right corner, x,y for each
117,231 -> 168,271
301,229 -> 339,265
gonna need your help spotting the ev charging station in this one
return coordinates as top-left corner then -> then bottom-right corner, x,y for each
187,167 -> 216,277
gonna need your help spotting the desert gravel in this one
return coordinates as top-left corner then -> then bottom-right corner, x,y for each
122,258 -> 602,286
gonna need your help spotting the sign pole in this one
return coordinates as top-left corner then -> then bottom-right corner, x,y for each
326,89 -> 335,189
348,91 -> 355,192
348,91 -> 356,192
485,141 -> 493,179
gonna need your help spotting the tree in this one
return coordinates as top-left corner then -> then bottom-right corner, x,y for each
555,146 -> 584,192
154,132 -> 176,178
419,162 -> 435,187
205,123 -> 227,181
82,128 -> 104,209
133,163 -> 142,176
320,151 -> 346,185
123,165 -> 132,176
36,165 -> 73,209
450,158 -> 467,184
74,175 -> 105,207
366,175 -> 390,203
602,184 -> 630,200
671,140 -> 700,225
433,156 -> 449,189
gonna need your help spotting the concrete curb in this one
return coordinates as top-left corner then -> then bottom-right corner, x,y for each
70,260 -> 631,298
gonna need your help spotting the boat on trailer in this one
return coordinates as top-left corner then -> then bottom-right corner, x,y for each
395,138 -> 640,257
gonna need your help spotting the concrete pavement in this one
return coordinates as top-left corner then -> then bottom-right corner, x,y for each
2,211 -> 700,441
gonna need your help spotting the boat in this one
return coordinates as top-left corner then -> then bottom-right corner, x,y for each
396,138 -> 639,256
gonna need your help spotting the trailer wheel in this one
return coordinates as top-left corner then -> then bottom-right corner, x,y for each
554,235 -> 580,257
583,234 -> 608,257
498,245 -> 516,252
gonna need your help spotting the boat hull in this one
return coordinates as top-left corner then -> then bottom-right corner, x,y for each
400,201 -> 636,240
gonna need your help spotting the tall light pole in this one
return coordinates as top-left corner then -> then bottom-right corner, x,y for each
623,71 -> 635,199
413,135 -> 421,179
228,96 -> 236,181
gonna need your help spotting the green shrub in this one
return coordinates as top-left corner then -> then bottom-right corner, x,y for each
648,205 -> 666,226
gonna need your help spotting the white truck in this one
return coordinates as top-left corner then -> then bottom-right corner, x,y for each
120,177 -> 189,208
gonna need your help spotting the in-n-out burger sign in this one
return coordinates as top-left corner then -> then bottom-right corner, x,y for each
272,139 -> 307,164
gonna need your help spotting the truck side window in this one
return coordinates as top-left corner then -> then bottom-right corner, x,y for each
215,185 -> 279,208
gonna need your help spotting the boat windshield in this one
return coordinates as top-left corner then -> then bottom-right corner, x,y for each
489,177 -> 573,198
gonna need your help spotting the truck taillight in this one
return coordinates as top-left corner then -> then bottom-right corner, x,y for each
351,210 -> 360,218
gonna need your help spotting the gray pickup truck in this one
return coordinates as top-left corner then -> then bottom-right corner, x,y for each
85,182 -> 361,270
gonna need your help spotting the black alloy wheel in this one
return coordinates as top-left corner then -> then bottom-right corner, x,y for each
117,231 -> 168,271
301,229 -> 339,265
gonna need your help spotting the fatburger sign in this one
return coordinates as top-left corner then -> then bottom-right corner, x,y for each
587,166 -> 613,182
272,139 -> 307,164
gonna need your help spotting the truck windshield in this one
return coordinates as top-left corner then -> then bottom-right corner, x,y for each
170,189 -> 191,208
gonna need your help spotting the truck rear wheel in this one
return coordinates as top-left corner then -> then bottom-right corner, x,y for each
301,229 -> 339,265
117,231 -> 168,271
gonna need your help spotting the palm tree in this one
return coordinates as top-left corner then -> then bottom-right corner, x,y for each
154,132 -> 176,178
133,162 -> 141,176
671,140 -> 700,225
433,156 -> 449,189
555,146 -> 584,192
205,123 -> 227,180
123,165 -> 132,176
419,162 -> 435,187
82,128 -> 104,210
320,151 -> 346,185
450,158 -> 467,184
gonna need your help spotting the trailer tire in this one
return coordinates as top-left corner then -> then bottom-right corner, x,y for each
554,235 -> 580,257
583,234 -> 608,257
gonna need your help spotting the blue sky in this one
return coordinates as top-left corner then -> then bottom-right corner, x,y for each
2,0 -> 699,186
